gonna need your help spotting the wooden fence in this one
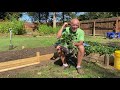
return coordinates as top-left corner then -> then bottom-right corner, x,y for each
80,17 -> 120,36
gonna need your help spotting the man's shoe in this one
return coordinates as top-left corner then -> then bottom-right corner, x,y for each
76,67 -> 84,74
62,65 -> 70,70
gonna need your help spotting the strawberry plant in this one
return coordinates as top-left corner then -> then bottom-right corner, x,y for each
85,41 -> 120,56
58,31 -> 78,56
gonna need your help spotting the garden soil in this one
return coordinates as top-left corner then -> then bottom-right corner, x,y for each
0,46 -> 56,62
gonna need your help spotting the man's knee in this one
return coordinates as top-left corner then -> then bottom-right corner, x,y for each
77,45 -> 85,54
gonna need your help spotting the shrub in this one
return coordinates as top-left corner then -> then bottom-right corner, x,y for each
0,21 -> 12,33
12,20 -> 26,35
38,24 -> 61,35
0,20 -> 26,35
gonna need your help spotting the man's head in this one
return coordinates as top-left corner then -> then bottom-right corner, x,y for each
70,18 -> 80,32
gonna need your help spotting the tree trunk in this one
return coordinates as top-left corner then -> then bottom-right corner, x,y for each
53,12 -> 56,28
62,12 -> 64,23
38,12 -> 41,23
45,12 -> 49,23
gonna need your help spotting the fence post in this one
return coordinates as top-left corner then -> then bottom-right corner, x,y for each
104,54 -> 109,67
116,19 -> 118,33
93,21 -> 96,36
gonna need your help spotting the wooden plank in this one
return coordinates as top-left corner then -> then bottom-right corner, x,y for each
0,62 -> 40,73
0,57 -> 37,69
0,53 -> 54,73
39,53 -> 53,61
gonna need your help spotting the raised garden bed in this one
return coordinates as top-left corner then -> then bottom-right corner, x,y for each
0,46 -> 56,62
0,46 -> 55,72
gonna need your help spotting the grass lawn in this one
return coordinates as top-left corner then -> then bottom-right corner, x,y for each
85,35 -> 120,44
0,34 -> 120,52
0,60 -> 120,78
0,34 -> 120,78
0,34 -> 57,52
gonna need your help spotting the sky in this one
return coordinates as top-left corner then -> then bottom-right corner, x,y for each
19,12 -> 32,22
19,12 -> 85,22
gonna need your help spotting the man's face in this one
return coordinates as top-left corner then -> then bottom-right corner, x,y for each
71,20 -> 79,32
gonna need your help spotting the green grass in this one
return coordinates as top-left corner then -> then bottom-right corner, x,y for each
1,35 -> 120,52
0,60 -> 120,78
0,34 -> 120,78
0,35 -> 57,52
85,35 -> 120,44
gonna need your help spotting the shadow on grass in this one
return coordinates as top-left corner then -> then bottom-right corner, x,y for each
54,59 -> 63,66
106,41 -> 120,47
9,45 -> 17,50
13,46 -> 17,49
50,52 -> 59,60
54,56 -> 77,67
84,61 -> 120,78
52,51 -> 120,78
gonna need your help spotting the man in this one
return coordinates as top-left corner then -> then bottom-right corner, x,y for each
56,18 -> 85,74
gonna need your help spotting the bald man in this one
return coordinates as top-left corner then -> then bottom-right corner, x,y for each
56,18 -> 85,74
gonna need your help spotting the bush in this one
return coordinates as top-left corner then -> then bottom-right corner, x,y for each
0,22 -> 12,33
38,24 -> 61,35
0,20 -> 26,35
12,20 -> 26,35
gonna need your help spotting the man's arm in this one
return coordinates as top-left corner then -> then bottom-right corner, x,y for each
73,30 -> 84,46
57,22 -> 68,38
73,41 -> 84,46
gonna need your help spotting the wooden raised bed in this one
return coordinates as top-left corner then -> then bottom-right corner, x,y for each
0,52 -> 53,72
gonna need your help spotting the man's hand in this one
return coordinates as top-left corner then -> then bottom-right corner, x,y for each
57,22 -> 69,39
62,22 -> 68,28
73,41 -> 84,47
73,42 -> 78,46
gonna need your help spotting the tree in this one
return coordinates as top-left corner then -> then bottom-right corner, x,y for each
60,12 -> 79,23
5,12 -> 23,21
0,12 -> 6,20
78,12 -> 120,20
62,12 -> 65,23
27,12 -> 49,23
53,12 -> 56,28
0,12 -> 22,21
112,12 -> 120,17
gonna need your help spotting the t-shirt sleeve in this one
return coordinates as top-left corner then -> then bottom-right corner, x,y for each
78,30 -> 84,41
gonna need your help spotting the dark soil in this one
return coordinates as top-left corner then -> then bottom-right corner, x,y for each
0,46 -> 56,62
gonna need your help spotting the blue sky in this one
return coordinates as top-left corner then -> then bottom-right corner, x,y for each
19,12 -> 32,22
20,12 -> 85,22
